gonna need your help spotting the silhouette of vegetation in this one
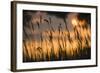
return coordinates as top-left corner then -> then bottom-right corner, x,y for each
23,11 -> 91,62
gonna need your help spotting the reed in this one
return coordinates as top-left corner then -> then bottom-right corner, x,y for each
23,13 -> 91,62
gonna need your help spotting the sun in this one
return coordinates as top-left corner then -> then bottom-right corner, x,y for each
71,18 -> 78,27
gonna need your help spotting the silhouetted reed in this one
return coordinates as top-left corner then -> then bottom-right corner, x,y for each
23,13 -> 91,62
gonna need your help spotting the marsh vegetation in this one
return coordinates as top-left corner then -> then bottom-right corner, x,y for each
23,11 -> 91,62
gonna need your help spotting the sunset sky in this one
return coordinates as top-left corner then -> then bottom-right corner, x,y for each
23,10 -> 91,62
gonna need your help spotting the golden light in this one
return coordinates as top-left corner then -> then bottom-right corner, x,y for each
23,12 -> 91,61
71,18 -> 78,26
79,19 -> 86,26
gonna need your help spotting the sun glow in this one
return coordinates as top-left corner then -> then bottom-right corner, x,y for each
23,12 -> 91,62
71,18 -> 79,26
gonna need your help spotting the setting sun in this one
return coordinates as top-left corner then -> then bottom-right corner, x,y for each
71,18 -> 78,26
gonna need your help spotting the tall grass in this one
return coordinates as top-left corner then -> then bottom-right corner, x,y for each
23,13 -> 91,62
